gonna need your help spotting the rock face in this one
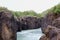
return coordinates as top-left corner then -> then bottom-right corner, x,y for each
41,12 -> 60,33
52,17 -> 60,28
0,10 -> 20,40
19,16 -> 41,30
40,25 -> 60,40
40,12 -> 60,40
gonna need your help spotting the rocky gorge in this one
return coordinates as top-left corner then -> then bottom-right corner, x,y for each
0,10 -> 60,40
0,10 -> 41,40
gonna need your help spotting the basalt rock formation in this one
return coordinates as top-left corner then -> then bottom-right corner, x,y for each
0,10 -> 20,40
18,16 -> 41,30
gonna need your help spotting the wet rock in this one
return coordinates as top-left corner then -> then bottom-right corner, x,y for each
19,16 -> 41,30
0,10 -> 19,40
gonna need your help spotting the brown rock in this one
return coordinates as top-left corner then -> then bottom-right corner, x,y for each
52,17 -> 60,28
39,35 -> 49,40
0,10 -> 19,40
40,25 -> 60,40
41,12 -> 60,33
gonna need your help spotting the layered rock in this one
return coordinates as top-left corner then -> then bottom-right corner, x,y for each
19,16 -> 41,30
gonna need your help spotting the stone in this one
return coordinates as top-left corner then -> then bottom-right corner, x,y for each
0,10 -> 20,40
41,12 -> 60,33
19,16 -> 41,30
40,25 -> 60,40
52,17 -> 60,28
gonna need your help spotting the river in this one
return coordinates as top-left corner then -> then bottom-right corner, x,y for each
17,28 -> 43,40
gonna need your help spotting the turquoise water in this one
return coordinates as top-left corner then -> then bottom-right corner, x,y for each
17,28 -> 43,40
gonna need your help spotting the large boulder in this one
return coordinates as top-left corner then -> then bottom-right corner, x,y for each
18,16 -> 41,30
0,10 -> 20,40
39,25 -> 60,40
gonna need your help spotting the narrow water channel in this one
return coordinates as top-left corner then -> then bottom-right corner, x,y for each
17,28 -> 43,40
